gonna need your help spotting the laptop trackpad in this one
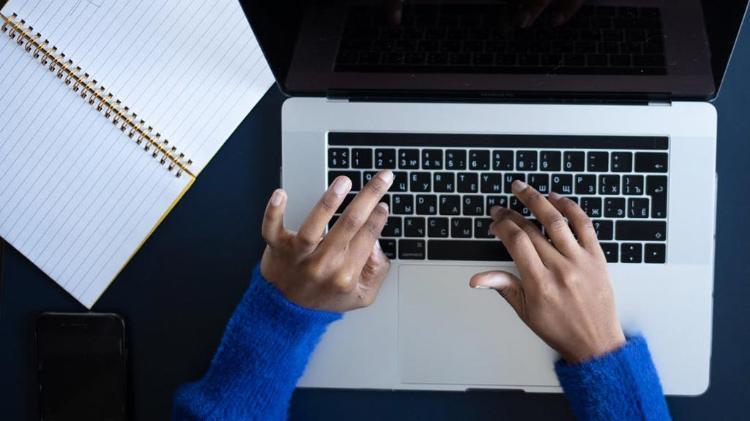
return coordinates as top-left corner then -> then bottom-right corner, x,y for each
398,264 -> 559,387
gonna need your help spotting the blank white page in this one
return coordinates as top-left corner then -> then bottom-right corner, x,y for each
0,25 -> 191,308
4,0 -> 275,173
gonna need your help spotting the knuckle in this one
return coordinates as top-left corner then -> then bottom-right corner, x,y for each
340,213 -> 365,231
545,214 -> 568,234
364,219 -> 383,238
331,273 -> 355,293
526,191 -> 544,204
319,194 -> 339,213
506,228 -> 528,249
365,177 -> 389,196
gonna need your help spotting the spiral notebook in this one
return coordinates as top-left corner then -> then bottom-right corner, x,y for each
0,0 -> 274,307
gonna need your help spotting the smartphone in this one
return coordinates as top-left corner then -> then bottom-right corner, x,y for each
36,312 -> 128,421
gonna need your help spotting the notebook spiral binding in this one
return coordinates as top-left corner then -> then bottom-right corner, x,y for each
0,12 -> 194,178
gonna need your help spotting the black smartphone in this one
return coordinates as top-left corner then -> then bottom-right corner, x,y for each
36,312 -> 128,421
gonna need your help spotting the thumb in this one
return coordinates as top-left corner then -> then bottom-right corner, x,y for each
469,270 -> 525,317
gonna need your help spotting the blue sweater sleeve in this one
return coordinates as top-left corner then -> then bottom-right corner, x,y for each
172,266 -> 341,421
555,336 -> 671,421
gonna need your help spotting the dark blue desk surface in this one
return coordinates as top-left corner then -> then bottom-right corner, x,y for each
3,29 -> 750,421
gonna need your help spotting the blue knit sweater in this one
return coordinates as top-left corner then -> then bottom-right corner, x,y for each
173,267 -> 671,420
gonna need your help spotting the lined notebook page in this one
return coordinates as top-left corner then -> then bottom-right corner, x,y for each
4,0 -> 275,173
0,30 -> 192,308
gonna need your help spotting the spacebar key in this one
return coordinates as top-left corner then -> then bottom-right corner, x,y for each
428,240 -> 512,261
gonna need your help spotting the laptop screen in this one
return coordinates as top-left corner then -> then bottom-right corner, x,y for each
240,0 -> 748,100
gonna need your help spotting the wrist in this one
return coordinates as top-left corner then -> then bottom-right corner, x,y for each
562,329 -> 627,364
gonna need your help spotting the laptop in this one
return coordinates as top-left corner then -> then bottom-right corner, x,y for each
239,0 -> 747,395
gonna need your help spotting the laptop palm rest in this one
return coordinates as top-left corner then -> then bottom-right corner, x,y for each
398,264 -> 559,388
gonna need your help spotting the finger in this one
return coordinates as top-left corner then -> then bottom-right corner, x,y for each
511,180 -> 581,257
516,0 -> 554,28
358,241 -> 391,306
490,206 -> 562,264
347,202 -> 390,269
262,189 -> 289,247
383,0 -> 402,26
296,176 -> 351,249
548,192 -> 600,252
470,270 -> 525,318
489,214 -> 547,282
326,170 -> 393,247
549,0 -> 586,26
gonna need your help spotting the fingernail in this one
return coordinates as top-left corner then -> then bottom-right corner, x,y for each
331,176 -> 351,195
377,170 -> 394,183
512,180 -> 528,193
552,13 -> 566,26
549,191 -> 561,201
374,240 -> 382,251
270,189 -> 284,206
473,284 -> 491,289
490,205 -> 502,215
377,201 -> 389,213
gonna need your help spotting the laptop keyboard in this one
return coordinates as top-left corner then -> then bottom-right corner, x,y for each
335,4 -> 666,75
328,133 -> 668,264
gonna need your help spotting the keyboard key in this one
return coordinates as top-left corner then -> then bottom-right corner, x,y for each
480,173 -> 503,193
428,240 -> 512,261
575,174 -> 597,195
510,197 -> 531,216
600,242 -> 619,263
610,152 -> 632,172
416,194 -> 438,215
351,148 -> 373,168
410,172 -> 432,192
635,152 -> 668,172
457,173 -> 479,193
580,197 -> 602,218
380,194 -> 391,208
391,171 -> 409,192
644,243 -> 666,263
564,151 -> 585,171
646,175 -> 667,218
516,150 -> 538,171
474,218 -> 494,239
329,171 -> 362,191
623,175 -> 644,195
540,151 -> 561,171
399,149 -> 421,169
628,198 -> 649,218
433,172 -> 455,192
503,173 -> 526,192
486,195 -> 509,215
604,197 -> 626,218
405,217 -> 426,237
592,220 -> 613,240
392,194 -> 414,214
621,243 -> 643,263
440,195 -> 461,215
379,239 -> 396,259
462,195 -> 485,216
399,239 -> 426,259
382,217 -> 403,237
551,174 -> 574,195
337,193 -> 356,214
328,148 -> 349,168
598,175 -> 621,195
587,151 -> 609,172
446,149 -> 467,169
493,150 -> 514,170
422,149 -> 443,169
616,221 -> 666,241
375,148 -> 396,169
451,217 -> 473,238
428,217 -> 450,237
528,173 -> 550,194
469,150 -> 490,170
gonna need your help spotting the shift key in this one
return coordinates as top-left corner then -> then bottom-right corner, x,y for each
615,221 -> 667,241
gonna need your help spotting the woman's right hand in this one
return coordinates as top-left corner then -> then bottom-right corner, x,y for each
470,180 -> 626,363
